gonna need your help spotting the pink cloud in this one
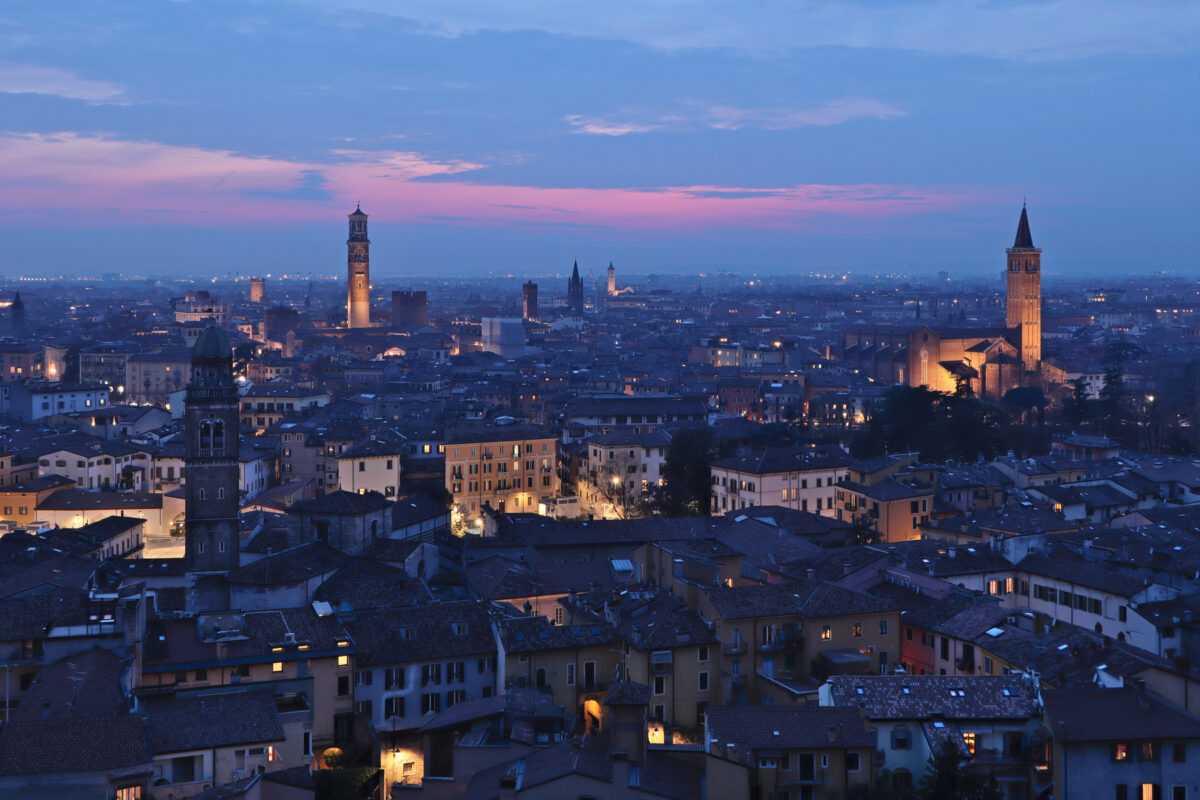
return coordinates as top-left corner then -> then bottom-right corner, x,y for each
0,131 -> 978,230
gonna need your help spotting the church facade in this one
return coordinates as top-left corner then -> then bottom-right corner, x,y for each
842,207 -> 1041,401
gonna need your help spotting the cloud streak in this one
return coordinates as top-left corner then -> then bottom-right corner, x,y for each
307,0 -> 1200,61
0,62 -> 127,104
0,131 -> 982,230
565,97 -> 905,136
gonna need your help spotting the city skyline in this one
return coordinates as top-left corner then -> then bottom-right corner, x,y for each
0,1 -> 1197,276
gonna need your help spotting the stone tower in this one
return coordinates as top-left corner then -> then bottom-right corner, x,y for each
249,277 -> 265,304
606,262 -> 616,296
347,205 -> 371,328
522,281 -> 538,321
1006,205 -> 1041,372
567,261 -> 584,316
184,325 -> 241,576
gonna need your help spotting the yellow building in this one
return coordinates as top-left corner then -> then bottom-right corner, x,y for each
445,423 -> 558,519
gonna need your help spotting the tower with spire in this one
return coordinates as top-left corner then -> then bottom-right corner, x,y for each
347,205 -> 371,328
567,261 -> 584,316
1006,204 -> 1041,373
606,262 -> 616,296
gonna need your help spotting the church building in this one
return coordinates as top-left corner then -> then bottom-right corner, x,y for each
842,206 -> 1041,401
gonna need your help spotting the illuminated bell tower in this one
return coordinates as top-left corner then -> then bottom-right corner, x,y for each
347,205 -> 371,328
1006,204 -> 1041,372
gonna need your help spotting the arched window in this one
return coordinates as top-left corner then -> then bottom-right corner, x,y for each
920,350 -> 929,387
210,420 -> 225,452
199,420 -> 213,453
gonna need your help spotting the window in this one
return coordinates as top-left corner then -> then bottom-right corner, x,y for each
1141,742 -> 1156,762
271,662 -> 283,673
354,700 -> 372,717
698,645 -> 709,662
1172,787 -> 1186,800
1173,743 -> 1186,762
1114,743 -> 1130,761
337,676 -> 350,696
421,693 -> 441,714
355,670 -> 372,686
847,751 -> 861,771
962,732 -> 976,755
654,676 -> 666,695
385,668 -> 405,690
852,622 -> 862,638
821,625 -> 832,641
879,620 -> 888,635
567,663 -> 576,686
699,671 -> 709,691
337,655 -> 349,667
422,663 -> 442,686
303,731 -> 312,756
891,726 -> 911,750
1140,786 -> 1159,800
821,753 -> 829,768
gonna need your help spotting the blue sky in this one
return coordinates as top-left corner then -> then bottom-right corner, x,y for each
0,0 -> 1196,277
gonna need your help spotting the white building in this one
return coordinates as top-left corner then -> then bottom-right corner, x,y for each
9,382 -> 109,422
710,445 -> 851,515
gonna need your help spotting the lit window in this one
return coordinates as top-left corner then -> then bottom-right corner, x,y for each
821,625 -> 832,641
337,655 -> 349,667
962,732 -> 976,755
272,662 -> 283,673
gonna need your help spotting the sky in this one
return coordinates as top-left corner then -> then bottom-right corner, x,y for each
0,1 -> 1197,278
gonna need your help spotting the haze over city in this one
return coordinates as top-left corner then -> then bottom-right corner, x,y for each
1,0 -> 1197,277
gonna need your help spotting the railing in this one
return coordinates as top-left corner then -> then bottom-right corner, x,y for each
759,630 -> 803,652
723,640 -> 747,655
728,672 -> 747,686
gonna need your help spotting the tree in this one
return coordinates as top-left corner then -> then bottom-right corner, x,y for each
588,449 -> 650,519
1001,386 -> 1047,427
851,512 -> 882,546
918,740 -> 1001,800
655,427 -> 716,516
1064,377 -> 1091,426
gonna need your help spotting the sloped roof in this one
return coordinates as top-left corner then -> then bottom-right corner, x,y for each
143,691 -> 284,754
1043,686 -> 1200,742
708,705 -> 871,750
826,675 -> 1039,720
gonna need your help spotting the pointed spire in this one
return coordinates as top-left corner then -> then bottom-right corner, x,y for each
571,261 -> 580,280
1013,204 -> 1034,249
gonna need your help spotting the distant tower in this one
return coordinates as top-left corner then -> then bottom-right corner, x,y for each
606,262 -> 616,296
522,281 -> 539,321
10,292 -> 24,337
1006,205 -> 1041,372
184,326 -> 240,577
567,261 -> 584,316
249,277 -> 266,304
391,290 -> 428,330
347,206 -> 370,328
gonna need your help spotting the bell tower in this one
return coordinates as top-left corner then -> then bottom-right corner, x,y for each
184,325 -> 240,576
347,205 -> 370,328
1006,205 -> 1041,372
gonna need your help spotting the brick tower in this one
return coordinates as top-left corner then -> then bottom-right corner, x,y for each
184,325 -> 240,578
1006,205 -> 1041,373
347,205 -> 371,328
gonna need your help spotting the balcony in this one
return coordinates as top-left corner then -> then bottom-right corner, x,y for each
727,672 -> 747,686
723,640 -> 747,656
759,630 -> 803,652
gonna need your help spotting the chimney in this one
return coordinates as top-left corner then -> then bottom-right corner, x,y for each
828,725 -> 839,743
805,568 -> 816,580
